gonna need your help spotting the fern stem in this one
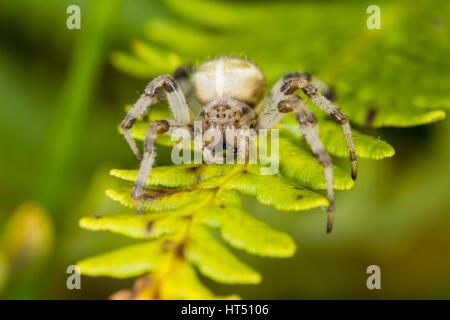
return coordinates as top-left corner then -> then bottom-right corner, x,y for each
135,165 -> 246,298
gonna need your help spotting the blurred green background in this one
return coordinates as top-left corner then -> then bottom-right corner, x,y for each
0,0 -> 449,299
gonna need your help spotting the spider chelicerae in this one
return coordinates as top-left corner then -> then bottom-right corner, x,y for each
120,57 -> 357,233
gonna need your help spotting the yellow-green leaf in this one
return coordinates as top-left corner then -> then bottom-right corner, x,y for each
110,164 -> 234,188
279,136 -> 354,190
160,260 -> 240,300
197,202 -> 296,257
279,114 -> 395,160
185,224 -> 261,284
79,212 -> 186,239
77,239 -> 169,278
228,168 -> 329,211
277,135 -> 354,190
105,187 -> 214,212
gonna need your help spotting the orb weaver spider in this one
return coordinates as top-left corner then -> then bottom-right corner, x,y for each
120,57 -> 357,233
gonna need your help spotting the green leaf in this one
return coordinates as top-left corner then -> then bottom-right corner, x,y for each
275,135 -> 354,191
110,51 -> 160,78
105,187 -> 214,212
111,165 -> 200,188
185,224 -> 261,284
318,121 -> 395,160
77,239 -> 169,278
214,189 -> 243,208
279,113 -> 395,160
197,201 -> 296,257
109,165 -> 329,212
144,19 -> 222,56
160,260 -> 240,300
111,42 -> 181,78
79,211 -> 186,239
228,167 -> 329,211
110,164 -> 233,188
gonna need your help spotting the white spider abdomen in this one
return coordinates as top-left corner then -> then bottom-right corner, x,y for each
192,57 -> 265,105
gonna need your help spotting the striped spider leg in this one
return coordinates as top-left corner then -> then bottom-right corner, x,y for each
256,72 -> 357,233
120,75 -> 192,213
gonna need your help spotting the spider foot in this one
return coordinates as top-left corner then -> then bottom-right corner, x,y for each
326,201 -> 335,234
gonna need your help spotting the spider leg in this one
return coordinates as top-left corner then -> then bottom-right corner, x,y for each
255,71 -> 336,118
121,75 -> 191,161
174,65 -> 194,97
131,120 -> 172,213
282,72 -> 337,102
279,95 -> 335,233
258,75 -> 357,180
235,110 -> 257,162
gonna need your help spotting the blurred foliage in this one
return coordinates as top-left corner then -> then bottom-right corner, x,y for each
113,0 -> 449,127
0,0 -> 449,299
40,0 -> 122,219
0,202 -> 54,294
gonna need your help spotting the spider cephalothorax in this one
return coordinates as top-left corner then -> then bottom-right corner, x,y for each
121,57 -> 357,233
199,98 -> 256,134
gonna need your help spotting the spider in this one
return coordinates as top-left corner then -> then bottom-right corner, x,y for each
120,57 -> 357,233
